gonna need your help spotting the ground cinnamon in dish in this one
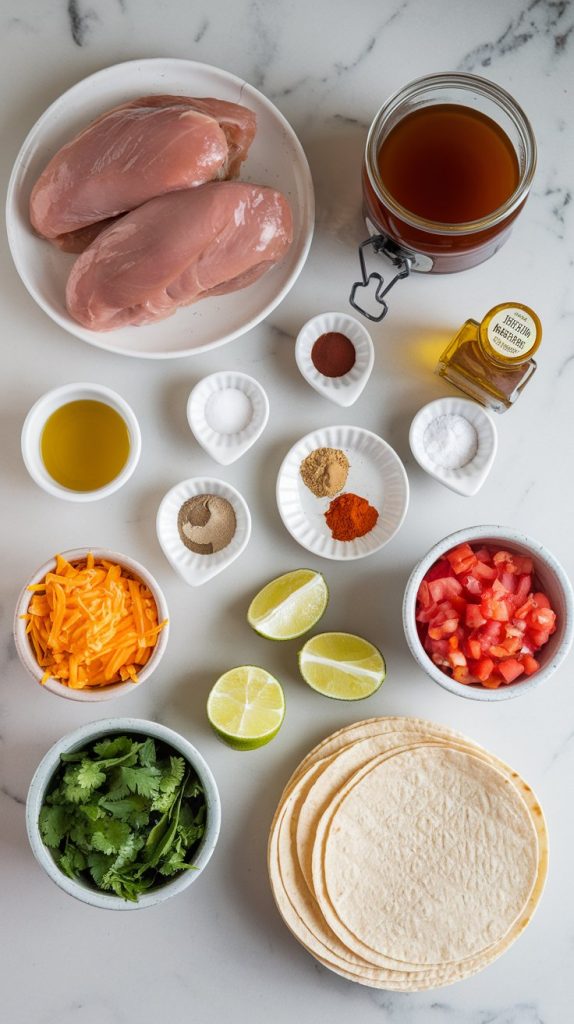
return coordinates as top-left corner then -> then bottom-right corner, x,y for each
311,333 -> 356,377
325,493 -> 378,541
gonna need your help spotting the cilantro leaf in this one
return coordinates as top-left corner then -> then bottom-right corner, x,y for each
90,819 -> 132,855
138,738 -> 157,767
93,737 -> 139,760
118,765 -> 161,798
39,805 -> 70,847
58,844 -> 87,880
76,761 -> 107,793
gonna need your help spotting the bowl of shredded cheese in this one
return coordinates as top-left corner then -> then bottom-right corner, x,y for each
13,548 -> 169,701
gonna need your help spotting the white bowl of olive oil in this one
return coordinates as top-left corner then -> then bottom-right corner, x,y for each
21,382 -> 141,501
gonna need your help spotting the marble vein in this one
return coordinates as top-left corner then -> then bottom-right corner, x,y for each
457,0 -> 574,71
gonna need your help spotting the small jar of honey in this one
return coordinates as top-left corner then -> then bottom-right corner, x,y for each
436,302 -> 542,413
362,73 -> 536,275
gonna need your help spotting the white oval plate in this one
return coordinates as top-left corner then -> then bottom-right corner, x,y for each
157,477 -> 251,586
276,426 -> 409,560
6,58 -> 315,359
187,371 -> 269,465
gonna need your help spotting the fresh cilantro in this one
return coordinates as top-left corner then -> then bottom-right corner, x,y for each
38,733 -> 207,902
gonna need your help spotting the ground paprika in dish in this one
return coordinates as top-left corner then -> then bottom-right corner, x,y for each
325,492 -> 379,541
311,332 -> 356,377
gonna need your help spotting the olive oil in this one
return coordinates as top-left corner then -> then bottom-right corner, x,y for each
41,400 -> 130,491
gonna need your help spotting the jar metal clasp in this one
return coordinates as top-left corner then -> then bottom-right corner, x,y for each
349,235 -> 412,322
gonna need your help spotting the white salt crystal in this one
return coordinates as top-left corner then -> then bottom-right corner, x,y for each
423,414 -> 478,470
205,388 -> 253,435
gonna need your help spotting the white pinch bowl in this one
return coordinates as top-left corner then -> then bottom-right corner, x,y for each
295,311 -> 375,407
276,425 -> 409,560
13,547 -> 169,702
403,525 -> 574,701
157,478 -> 251,586
26,718 -> 221,910
187,371 -> 269,465
21,381 -> 141,502
409,396 -> 497,497
6,57 -> 314,358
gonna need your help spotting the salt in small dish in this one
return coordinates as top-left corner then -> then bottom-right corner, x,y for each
295,312 -> 374,408
157,477 -> 251,586
21,382 -> 141,501
409,397 -> 497,497
187,371 -> 269,465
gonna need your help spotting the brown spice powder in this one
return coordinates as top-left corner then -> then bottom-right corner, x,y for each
300,448 -> 350,498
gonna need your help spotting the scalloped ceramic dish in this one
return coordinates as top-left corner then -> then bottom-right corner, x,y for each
187,371 -> 269,465
295,312 -> 374,407
6,58 -> 315,358
409,397 -> 497,496
157,478 -> 251,586
276,425 -> 409,560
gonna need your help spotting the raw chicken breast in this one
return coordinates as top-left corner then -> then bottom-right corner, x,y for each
30,96 -> 256,241
66,181 -> 293,331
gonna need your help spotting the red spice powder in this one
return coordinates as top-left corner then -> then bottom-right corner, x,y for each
325,492 -> 379,541
311,332 -> 356,377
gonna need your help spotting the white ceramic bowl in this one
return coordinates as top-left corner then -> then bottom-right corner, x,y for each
26,718 -> 221,910
295,312 -> 375,407
403,525 -> 574,701
6,57 -> 314,358
21,382 -> 141,501
157,478 -> 251,586
276,425 -> 409,560
13,547 -> 169,701
187,371 -> 269,465
409,397 -> 497,497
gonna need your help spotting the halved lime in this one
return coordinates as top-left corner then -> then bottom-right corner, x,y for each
247,569 -> 328,641
207,666 -> 285,750
298,632 -> 386,700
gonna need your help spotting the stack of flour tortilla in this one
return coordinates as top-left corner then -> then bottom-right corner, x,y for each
268,717 -> 547,990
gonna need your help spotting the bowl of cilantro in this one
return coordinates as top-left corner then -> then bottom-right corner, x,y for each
26,718 -> 221,908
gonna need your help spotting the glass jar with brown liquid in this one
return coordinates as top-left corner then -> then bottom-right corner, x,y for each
352,73 -> 537,320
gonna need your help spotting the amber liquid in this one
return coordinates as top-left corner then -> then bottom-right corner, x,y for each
377,104 -> 519,224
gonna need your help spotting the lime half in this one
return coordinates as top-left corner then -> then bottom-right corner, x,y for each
207,666 -> 285,750
298,632 -> 386,701
247,569 -> 328,640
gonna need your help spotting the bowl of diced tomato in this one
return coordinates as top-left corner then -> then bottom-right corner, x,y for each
403,526 -> 574,700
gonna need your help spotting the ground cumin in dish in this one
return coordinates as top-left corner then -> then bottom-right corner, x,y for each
300,448 -> 349,498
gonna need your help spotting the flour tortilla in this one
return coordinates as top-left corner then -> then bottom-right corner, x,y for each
321,746 -> 539,966
268,740 -> 547,990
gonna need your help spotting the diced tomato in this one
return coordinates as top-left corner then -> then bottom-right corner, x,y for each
498,658 -> 525,684
465,604 -> 487,629
521,654 -> 540,676
425,558 -> 455,582
513,575 -> 532,607
417,543 -> 557,690
468,657 -> 494,682
446,543 -> 478,575
448,649 -> 467,669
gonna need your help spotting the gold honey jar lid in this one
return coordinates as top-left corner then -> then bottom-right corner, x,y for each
478,302 -> 542,366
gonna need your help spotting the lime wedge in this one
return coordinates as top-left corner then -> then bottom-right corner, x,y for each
298,632 -> 386,700
247,569 -> 328,640
207,666 -> 285,750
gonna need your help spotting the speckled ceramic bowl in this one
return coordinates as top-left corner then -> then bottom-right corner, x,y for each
403,525 -> 574,701
26,718 -> 221,910
13,547 -> 169,701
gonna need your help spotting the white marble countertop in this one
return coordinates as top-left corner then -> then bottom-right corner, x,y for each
1,2 -> 573,1022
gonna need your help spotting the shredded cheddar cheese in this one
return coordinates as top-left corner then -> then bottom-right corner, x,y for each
23,554 -> 167,688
